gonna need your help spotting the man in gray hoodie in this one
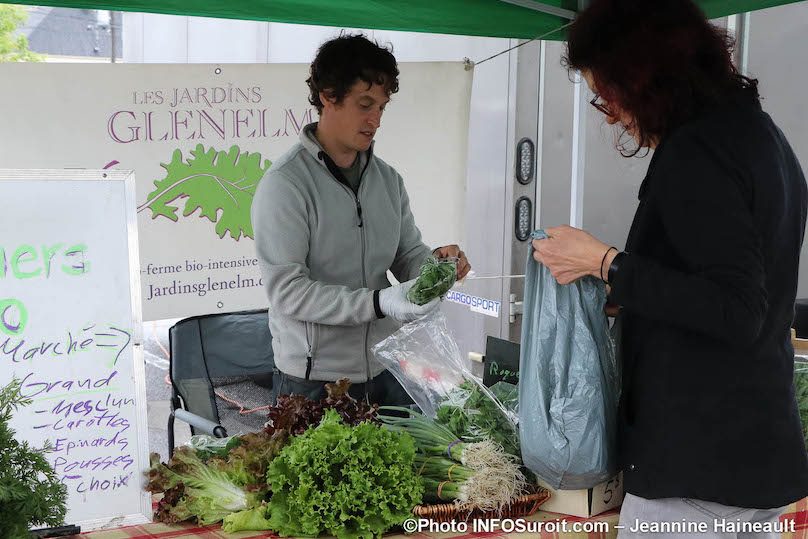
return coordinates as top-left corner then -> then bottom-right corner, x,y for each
252,34 -> 471,405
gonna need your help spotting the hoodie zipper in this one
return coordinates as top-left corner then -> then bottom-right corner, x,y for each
360,209 -> 371,384
305,322 -> 318,380
317,150 -> 373,383
318,150 -> 369,227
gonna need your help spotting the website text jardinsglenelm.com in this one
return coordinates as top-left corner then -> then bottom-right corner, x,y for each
142,255 -> 263,301
145,274 -> 263,301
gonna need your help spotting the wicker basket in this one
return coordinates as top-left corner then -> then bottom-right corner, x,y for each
411,489 -> 551,523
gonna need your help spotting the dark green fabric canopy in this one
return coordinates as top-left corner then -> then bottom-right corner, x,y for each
7,0 -> 805,39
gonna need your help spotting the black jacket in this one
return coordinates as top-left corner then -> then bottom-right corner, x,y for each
610,92 -> 808,508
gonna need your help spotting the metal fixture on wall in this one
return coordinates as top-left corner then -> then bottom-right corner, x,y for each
516,137 -> 535,184
504,40 -> 541,340
515,196 -> 533,241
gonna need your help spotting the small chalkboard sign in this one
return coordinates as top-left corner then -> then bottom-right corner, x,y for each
483,336 -> 520,387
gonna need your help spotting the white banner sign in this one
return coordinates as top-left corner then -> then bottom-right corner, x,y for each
0,63 -> 472,320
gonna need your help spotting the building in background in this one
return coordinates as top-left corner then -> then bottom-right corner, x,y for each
20,6 -> 121,62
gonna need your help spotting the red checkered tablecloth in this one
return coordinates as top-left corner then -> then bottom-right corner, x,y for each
74,498 -> 808,539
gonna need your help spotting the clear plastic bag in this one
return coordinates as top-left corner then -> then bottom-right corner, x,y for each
406,256 -> 458,305
371,310 -> 521,458
188,434 -> 240,459
489,381 -> 519,417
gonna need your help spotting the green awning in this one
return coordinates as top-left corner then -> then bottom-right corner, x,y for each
7,0 -> 806,39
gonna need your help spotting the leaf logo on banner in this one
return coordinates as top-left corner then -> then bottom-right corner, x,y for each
137,145 -> 271,240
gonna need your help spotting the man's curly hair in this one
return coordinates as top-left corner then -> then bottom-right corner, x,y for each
307,33 -> 399,114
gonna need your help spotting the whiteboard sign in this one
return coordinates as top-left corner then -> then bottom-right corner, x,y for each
0,170 -> 150,530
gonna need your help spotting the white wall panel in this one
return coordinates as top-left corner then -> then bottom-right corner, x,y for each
747,2 -> 808,298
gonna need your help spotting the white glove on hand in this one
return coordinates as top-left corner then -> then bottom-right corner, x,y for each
378,278 -> 441,323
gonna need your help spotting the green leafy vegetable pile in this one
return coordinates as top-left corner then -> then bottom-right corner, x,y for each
266,378 -> 379,436
407,256 -> 457,305
146,430 -> 285,525
146,378 -> 422,537
264,409 -> 423,539
435,380 -> 521,459
0,378 -> 67,539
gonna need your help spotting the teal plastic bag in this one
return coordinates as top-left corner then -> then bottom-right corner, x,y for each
518,229 -> 619,489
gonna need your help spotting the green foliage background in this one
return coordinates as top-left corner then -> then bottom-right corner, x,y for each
0,5 -> 43,62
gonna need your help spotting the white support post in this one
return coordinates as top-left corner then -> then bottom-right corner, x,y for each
535,40 -> 546,229
569,0 -> 589,229
727,13 -> 751,75
569,71 -> 587,228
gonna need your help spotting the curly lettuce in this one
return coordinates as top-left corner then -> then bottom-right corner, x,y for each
223,503 -> 273,533
264,409 -> 423,539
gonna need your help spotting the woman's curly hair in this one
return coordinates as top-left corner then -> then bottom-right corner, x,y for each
564,0 -> 759,156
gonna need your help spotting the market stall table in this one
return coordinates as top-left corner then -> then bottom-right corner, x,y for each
71,509 -> 620,539
70,498 -> 808,539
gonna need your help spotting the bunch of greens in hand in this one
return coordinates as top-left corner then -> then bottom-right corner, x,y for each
0,378 -> 67,539
407,256 -> 457,305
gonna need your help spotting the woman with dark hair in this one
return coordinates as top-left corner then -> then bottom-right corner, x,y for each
534,0 -> 808,533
